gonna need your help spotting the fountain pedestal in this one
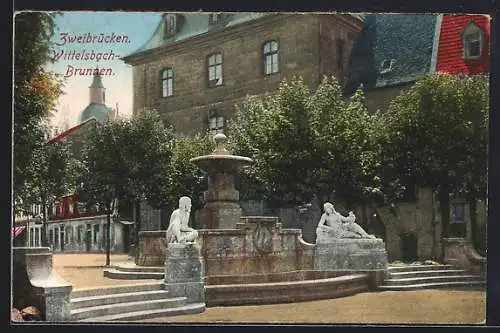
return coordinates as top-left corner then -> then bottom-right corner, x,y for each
191,134 -> 252,229
164,243 -> 205,304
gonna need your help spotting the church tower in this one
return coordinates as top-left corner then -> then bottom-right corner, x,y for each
79,68 -> 113,123
89,68 -> 106,104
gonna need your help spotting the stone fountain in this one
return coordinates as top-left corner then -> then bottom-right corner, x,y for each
190,133 -> 252,229
116,133 -> 388,307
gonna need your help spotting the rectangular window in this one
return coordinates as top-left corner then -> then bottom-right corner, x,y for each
77,202 -> 87,214
29,229 -> 34,247
34,228 -> 40,247
464,32 -> 481,58
68,199 -> 74,215
451,203 -> 465,223
209,116 -> 225,136
93,224 -> 100,244
208,54 -> 223,87
263,41 -> 279,75
54,227 -> 59,248
65,226 -> 72,244
161,69 -> 173,97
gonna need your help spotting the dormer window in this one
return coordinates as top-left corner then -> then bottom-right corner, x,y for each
208,13 -> 230,28
380,59 -> 395,74
210,13 -> 220,23
462,21 -> 483,59
164,14 -> 177,38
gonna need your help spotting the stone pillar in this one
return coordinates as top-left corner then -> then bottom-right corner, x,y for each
164,243 -> 205,304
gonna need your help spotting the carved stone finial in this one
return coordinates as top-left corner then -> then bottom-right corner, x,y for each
213,133 -> 230,154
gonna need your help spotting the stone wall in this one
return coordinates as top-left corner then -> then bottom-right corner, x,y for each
139,201 -> 162,231
376,187 -> 438,262
137,231 -> 167,266
136,217 -> 315,272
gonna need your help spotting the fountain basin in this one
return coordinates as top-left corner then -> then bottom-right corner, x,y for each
136,216 -> 315,273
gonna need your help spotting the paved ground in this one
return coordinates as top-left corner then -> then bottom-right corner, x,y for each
138,290 -> 486,325
53,254 -> 486,324
53,253 -> 158,289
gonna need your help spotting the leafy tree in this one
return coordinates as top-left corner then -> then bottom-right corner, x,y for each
308,77 -> 383,207
229,76 -> 381,211
24,138 -> 77,246
380,73 -> 489,248
77,110 -> 176,262
14,12 -> 64,211
76,119 -> 129,264
121,109 -> 175,246
163,134 -> 213,226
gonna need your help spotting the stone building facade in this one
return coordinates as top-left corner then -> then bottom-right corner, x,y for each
122,13 -> 364,135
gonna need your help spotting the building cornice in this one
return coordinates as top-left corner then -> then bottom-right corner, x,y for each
123,14 -> 304,65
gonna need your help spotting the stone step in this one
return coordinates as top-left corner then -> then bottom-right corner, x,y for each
111,264 -> 163,273
205,274 -> 370,306
71,290 -> 170,309
379,280 -> 486,291
387,264 -> 455,273
71,297 -> 187,321
78,303 -> 206,322
71,282 -> 164,298
103,268 -> 164,280
383,275 -> 480,287
389,269 -> 468,279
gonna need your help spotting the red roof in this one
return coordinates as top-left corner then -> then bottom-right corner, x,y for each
47,116 -> 98,144
436,15 -> 490,74
12,226 -> 26,239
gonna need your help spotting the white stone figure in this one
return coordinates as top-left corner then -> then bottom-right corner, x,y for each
166,196 -> 198,244
317,202 -> 376,239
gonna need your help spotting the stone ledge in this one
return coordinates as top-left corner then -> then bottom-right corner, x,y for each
205,274 -> 370,306
13,247 -> 73,321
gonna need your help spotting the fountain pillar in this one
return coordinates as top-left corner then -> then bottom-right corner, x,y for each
190,134 -> 252,229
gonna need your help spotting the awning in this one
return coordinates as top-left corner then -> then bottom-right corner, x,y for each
117,220 -> 135,225
12,226 -> 26,239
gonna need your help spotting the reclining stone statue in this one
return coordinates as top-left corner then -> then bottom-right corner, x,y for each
316,202 -> 376,240
166,196 -> 199,244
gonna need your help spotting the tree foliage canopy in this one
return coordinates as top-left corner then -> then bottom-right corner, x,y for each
76,110 -> 176,210
229,76 -> 382,208
14,12 -> 64,210
380,73 -> 489,201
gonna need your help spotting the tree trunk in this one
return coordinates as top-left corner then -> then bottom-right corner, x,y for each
438,187 -> 450,261
105,202 -> 111,266
134,200 -> 141,263
430,192 -> 437,260
41,202 -> 48,247
469,198 -> 477,252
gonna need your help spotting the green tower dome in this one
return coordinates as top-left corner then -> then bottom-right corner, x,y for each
79,70 -> 113,123
79,103 -> 113,123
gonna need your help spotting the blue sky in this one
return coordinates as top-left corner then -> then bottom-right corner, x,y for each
47,11 -> 162,128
